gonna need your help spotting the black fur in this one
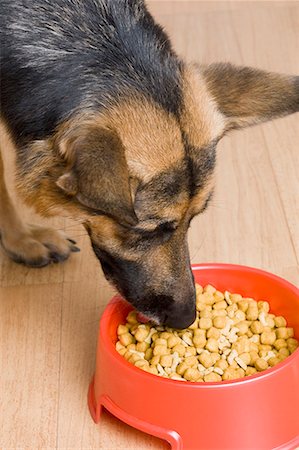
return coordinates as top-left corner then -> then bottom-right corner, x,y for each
0,0 -> 183,145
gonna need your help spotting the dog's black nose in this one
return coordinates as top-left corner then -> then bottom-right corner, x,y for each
164,295 -> 196,329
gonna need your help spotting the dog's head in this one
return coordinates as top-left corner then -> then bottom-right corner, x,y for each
55,63 -> 298,328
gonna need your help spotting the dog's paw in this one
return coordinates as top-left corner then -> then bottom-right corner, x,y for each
0,224 -> 80,267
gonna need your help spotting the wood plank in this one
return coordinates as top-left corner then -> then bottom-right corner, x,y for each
0,283 -> 62,448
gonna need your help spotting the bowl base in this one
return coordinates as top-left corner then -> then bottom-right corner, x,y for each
88,376 -> 182,449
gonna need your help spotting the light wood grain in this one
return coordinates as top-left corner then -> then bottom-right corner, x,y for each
1,2 -> 298,449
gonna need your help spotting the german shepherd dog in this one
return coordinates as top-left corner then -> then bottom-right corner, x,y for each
0,0 -> 298,328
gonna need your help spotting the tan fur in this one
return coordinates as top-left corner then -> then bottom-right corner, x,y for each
104,97 -> 185,179
189,174 -> 216,217
201,63 -> 299,130
180,65 -> 225,148
57,97 -> 185,181
0,134 -> 74,266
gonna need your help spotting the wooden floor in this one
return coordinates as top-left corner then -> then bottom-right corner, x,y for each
1,1 -> 298,449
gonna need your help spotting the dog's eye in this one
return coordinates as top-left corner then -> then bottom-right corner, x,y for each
135,220 -> 177,241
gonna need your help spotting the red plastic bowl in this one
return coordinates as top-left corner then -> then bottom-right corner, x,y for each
88,264 -> 299,449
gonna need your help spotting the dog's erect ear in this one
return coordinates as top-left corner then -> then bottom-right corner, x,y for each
201,63 -> 299,131
56,126 -> 138,226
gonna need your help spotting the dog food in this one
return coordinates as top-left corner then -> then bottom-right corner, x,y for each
116,284 -> 299,382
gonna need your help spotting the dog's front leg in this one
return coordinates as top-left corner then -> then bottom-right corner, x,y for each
0,147 -> 79,267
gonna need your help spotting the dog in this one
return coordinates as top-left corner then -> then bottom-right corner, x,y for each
0,0 -> 298,328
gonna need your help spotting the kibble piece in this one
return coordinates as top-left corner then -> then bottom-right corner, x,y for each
210,352 -> 221,365
185,347 -> 196,357
172,343 -> 186,357
204,284 -> 217,294
227,304 -> 238,318
188,318 -> 199,330
245,366 -> 257,376
117,324 -> 129,335
193,328 -> 206,337
207,327 -> 221,340
127,311 -> 138,324
160,354 -> 173,368
232,336 -> 250,354
205,338 -> 218,353
184,368 -> 202,381
144,348 -> 153,361
265,317 -> 275,328
196,283 -> 203,294
249,351 -> 259,365
169,373 -> 184,381
257,301 -> 270,313
230,293 -> 242,303
198,317 -> 212,330
196,300 -> 206,311
134,359 -> 149,369
213,316 -> 227,329
274,316 -> 287,328
199,292 -> 215,306
212,309 -> 227,318
153,345 -> 168,356
268,356 -> 281,367
198,352 -> 214,368
249,342 -> 259,353
213,300 -> 228,310
128,353 -> 142,364
238,300 -> 249,313
234,310 -> 246,322
117,347 -> 127,356
116,341 -> 125,351
239,352 -> 251,366
278,348 -> 290,359
200,309 -> 212,319
215,359 -> 228,371
260,331 -> 276,345
236,321 -> 249,335
154,338 -> 167,346
204,372 -> 222,382
152,332 -> 159,342
255,358 -> 269,371
276,327 -> 290,340
119,333 -> 134,347
167,335 -> 181,348
176,362 -> 188,376
184,355 -> 198,367
214,290 -> 225,302
147,365 -> 159,375
287,338 -> 299,352
127,344 -> 136,352
246,304 -> 259,321
274,338 -> 288,350
159,331 -> 171,340
250,321 -> 264,334
193,336 -> 207,349
223,367 -> 241,380
135,327 -> 149,342
286,328 -> 294,338
136,342 -> 150,352
259,344 -> 272,353
151,355 -> 160,366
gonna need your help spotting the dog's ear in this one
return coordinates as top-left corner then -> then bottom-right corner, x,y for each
201,63 -> 299,131
56,125 -> 138,226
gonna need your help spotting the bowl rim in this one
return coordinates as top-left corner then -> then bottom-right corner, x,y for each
100,263 -> 299,388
